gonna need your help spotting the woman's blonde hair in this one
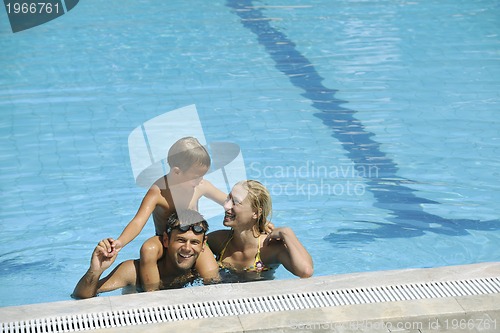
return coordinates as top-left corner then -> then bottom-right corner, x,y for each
238,180 -> 272,236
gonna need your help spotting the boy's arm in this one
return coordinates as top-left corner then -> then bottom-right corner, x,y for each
73,239 -> 131,299
115,186 -> 162,251
199,180 -> 227,205
265,227 -> 314,278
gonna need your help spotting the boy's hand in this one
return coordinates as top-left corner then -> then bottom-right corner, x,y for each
110,239 -> 124,255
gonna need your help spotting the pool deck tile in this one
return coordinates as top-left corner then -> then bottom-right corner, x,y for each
1,262 -> 499,333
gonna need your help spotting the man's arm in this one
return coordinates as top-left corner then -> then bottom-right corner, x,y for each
73,239 -> 137,299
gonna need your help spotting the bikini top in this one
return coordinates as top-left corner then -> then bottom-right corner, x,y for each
216,232 -> 272,273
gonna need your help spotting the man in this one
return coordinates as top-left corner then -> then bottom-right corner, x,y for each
73,210 -> 210,299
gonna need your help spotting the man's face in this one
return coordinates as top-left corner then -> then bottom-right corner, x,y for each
163,229 -> 205,271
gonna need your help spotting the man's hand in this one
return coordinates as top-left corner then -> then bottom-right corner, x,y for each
90,238 -> 119,272
74,238 -> 120,299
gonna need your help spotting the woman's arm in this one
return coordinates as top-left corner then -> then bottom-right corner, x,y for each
264,227 -> 313,278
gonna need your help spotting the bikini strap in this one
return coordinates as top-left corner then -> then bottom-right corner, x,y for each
254,235 -> 263,265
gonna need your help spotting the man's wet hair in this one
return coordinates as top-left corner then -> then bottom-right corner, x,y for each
165,209 -> 209,237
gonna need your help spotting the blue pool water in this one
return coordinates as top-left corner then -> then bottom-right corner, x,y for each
1,0 -> 499,307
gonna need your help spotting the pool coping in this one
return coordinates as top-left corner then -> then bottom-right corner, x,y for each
1,262 -> 499,332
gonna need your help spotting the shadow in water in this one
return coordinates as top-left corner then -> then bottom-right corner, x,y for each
226,0 -> 499,245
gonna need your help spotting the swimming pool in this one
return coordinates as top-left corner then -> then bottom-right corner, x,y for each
1,0 -> 499,308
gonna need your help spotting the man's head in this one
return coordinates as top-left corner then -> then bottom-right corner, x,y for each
162,210 -> 209,272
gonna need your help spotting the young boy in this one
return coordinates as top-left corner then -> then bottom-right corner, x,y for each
109,137 -> 226,291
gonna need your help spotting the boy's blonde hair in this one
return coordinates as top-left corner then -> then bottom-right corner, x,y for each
238,180 -> 272,236
167,137 -> 211,171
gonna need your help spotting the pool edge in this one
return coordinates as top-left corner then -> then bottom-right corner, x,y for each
1,262 -> 499,332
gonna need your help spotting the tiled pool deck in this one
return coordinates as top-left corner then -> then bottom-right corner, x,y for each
1,262 -> 499,332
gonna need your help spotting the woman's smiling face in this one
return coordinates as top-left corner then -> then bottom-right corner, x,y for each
223,183 -> 257,228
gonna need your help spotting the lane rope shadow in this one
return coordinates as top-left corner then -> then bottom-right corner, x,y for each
226,0 -> 499,245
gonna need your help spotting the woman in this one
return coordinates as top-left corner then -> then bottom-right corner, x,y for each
207,180 -> 313,281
